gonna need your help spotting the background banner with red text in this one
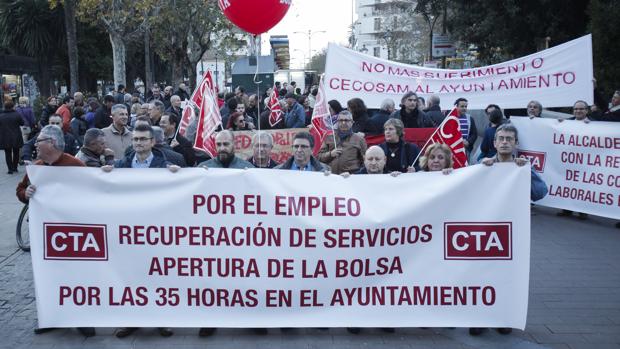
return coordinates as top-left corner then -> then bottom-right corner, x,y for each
27,164 -> 530,328
324,35 -> 593,110
233,128 -> 435,163
512,118 -> 620,219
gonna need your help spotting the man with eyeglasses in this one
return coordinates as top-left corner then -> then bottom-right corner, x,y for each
107,124 -> 175,170
318,111 -> 367,174
197,130 -> 253,169
473,123 -> 547,337
102,104 -> 132,160
21,115 -> 79,163
16,125 -> 93,337
275,132 -> 330,172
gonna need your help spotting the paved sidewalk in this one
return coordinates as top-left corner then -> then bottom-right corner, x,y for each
0,155 -> 619,349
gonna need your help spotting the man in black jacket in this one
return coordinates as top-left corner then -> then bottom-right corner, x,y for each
389,91 -> 434,128
160,113 -> 196,166
94,95 -> 115,129
425,95 -> 445,126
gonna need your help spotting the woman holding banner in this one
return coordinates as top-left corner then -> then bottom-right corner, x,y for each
419,143 -> 453,175
378,118 -> 420,173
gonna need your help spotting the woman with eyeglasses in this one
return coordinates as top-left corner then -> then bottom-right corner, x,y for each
226,112 -> 252,131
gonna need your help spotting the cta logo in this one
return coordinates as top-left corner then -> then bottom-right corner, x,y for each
44,223 -> 108,261
444,222 -> 512,260
517,150 -> 546,173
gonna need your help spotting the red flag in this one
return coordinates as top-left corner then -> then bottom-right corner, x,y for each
178,104 -> 195,137
420,107 -> 468,168
309,78 -> 334,155
190,70 -> 215,108
268,85 -> 283,127
193,83 -> 221,158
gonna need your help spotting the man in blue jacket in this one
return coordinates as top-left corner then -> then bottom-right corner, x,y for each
284,93 -> 305,128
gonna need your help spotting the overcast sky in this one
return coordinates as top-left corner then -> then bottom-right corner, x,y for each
261,0 -> 356,69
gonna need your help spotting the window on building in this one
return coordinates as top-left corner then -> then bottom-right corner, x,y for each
373,47 -> 380,57
374,18 -> 381,31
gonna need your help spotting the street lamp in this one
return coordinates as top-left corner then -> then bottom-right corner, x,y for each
294,29 -> 326,64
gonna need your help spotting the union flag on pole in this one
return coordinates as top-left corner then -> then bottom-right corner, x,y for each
193,80 -> 221,158
177,104 -> 195,137
190,70 -> 216,108
309,77 -> 334,155
268,85 -> 282,127
420,107 -> 468,168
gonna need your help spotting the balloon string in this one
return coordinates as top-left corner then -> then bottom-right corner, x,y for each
253,34 -> 263,165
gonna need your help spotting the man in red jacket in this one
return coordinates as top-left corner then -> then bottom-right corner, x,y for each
55,96 -> 74,133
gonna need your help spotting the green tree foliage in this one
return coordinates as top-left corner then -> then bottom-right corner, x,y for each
589,0 -> 620,98
150,0 -> 237,89
448,0 -> 590,63
0,0 -> 64,95
306,49 -> 326,74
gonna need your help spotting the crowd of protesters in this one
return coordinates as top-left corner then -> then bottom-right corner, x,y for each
6,79 -> 620,338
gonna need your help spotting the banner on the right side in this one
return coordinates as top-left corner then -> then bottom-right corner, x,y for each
512,118 -> 620,219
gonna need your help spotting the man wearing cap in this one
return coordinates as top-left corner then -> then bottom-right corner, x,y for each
284,93 -> 305,128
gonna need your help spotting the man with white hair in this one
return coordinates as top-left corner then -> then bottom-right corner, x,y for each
15,125 -> 94,337
102,104 -> 132,160
425,95 -> 445,126
248,132 -> 279,168
165,95 -> 182,119
17,125 -> 85,203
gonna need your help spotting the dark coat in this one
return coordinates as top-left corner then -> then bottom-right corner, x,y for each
20,132 -> 79,160
39,105 -> 57,128
379,140 -> 420,172
425,105 -> 445,127
167,133 -> 195,167
275,156 -> 329,171
368,109 -> 391,135
259,109 -> 285,129
352,112 -> 373,134
0,109 -> 24,149
94,106 -> 112,129
389,108 -> 434,128
70,117 -> 89,146
115,147 -> 170,168
155,144 -> 186,167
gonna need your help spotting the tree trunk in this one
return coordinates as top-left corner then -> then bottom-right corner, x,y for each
63,0 -> 79,93
37,57 -> 52,97
171,47 -> 185,88
109,33 -> 126,88
144,28 -> 153,91
188,59 -> 198,92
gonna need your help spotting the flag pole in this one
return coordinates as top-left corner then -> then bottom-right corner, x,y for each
410,109 -> 451,167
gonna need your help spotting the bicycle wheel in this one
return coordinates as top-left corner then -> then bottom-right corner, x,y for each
16,204 -> 30,252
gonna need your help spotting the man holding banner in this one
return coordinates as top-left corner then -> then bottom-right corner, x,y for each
481,123 -> 548,202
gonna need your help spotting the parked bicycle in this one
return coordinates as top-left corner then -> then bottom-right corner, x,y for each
16,204 -> 30,252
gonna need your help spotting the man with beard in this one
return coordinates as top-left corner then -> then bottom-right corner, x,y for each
198,130 -> 253,169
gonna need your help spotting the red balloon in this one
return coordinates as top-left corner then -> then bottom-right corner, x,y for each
219,0 -> 291,35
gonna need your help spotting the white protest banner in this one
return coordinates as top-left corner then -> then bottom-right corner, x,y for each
324,35 -> 593,110
512,118 -> 620,219
27,165 -> 530,329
